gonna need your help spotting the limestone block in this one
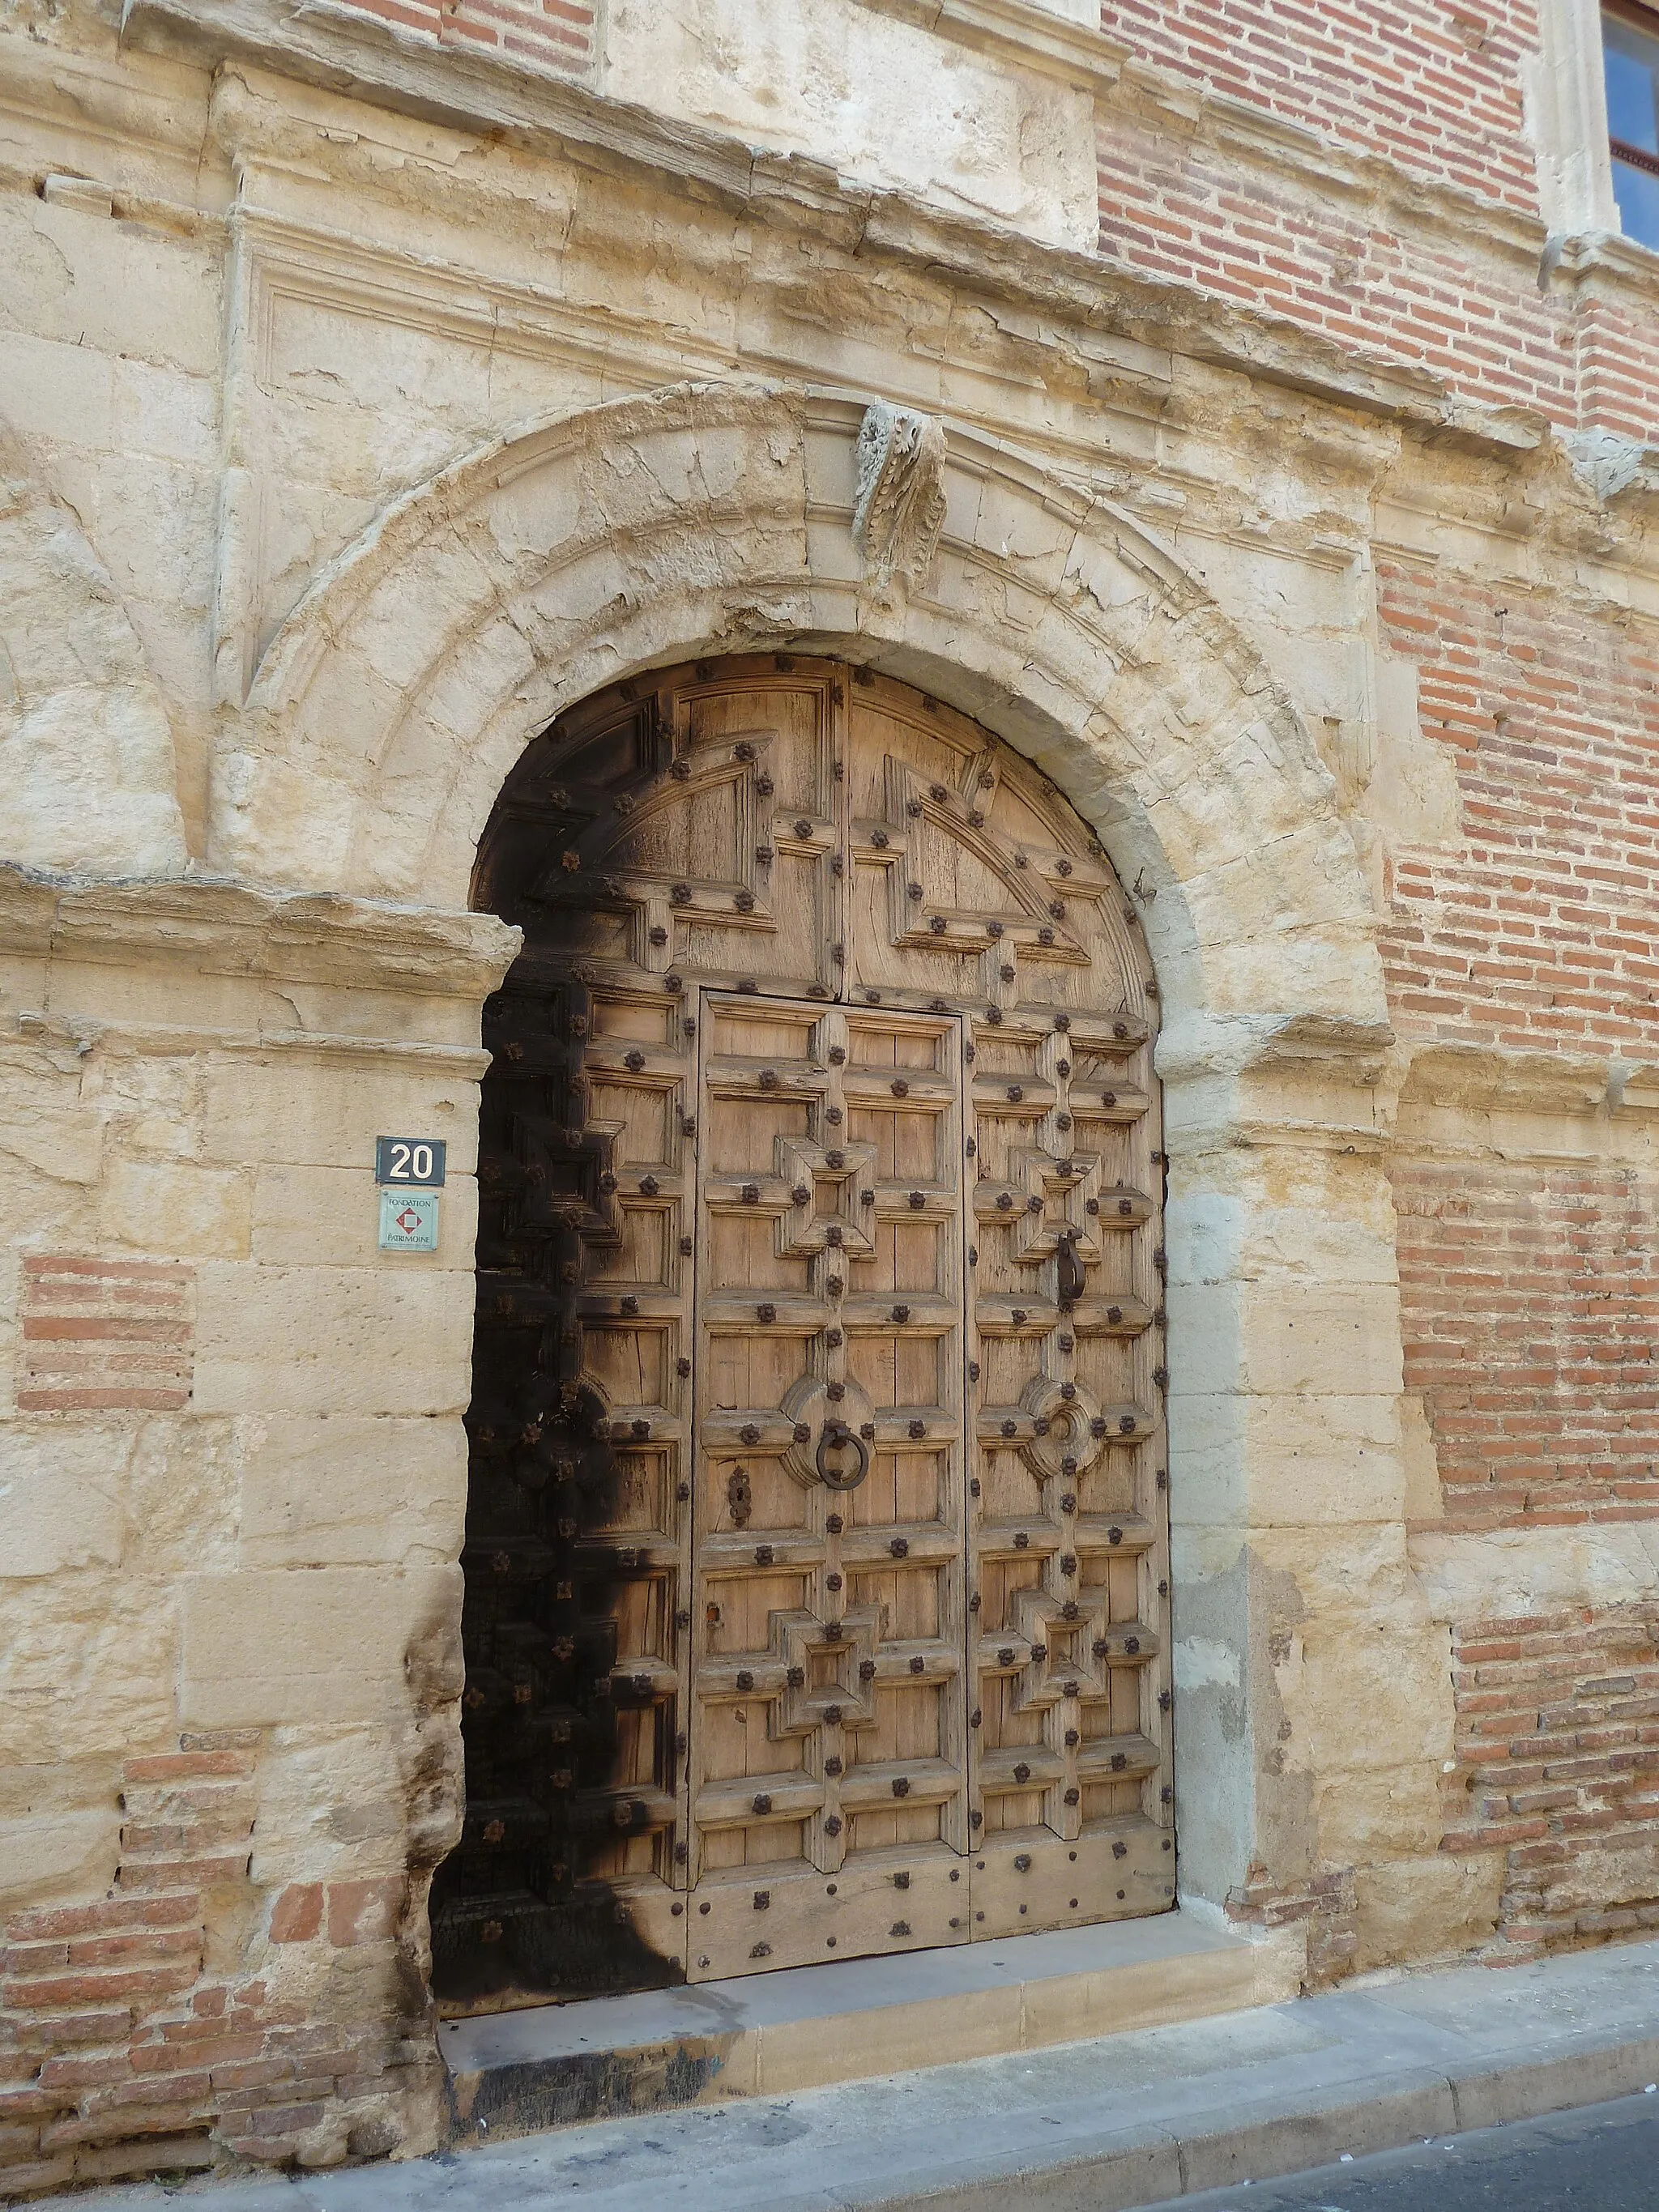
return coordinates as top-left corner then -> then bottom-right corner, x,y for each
94,1050 -> 207,1161
351,535 -> 522,701
1311,1762 -> 1446,1862
1166,1160 -> 1397,1287
192,1262 -> 474,1416
1537,1834 -> 1659,1916
99,1158 -> 252,1258
254,982 -> 487,1055
1171,1391 -> 1406,1527
200,1057 -> 479,1174
214,748 -> 358,892
1135,715 -> 1320,877
247,1720 -> 453,1881
1171,1281 -> 1404,1400
0,1806 -> 120,1911
2,684 -> 187,882
1367,656 -> 1463,852
0,1043 -> 102,1187
1350,1853 -> 1503,1973
1192,912 -> 1384,1031
1,1575 -> 178,1765
1274,1604 -> 1454,1776
125,1417 -> 240,1573
0,1422 -> 127,1577
266,296 -> 497,473
0,327 -> 114,449
1250,1523 -> 1427,1617
112,359 -> 219,470
1179,538 -> 1373,732
1399,1392 -> 1444,1524
1410,1523 -> 1659,1625
238,1413 -> 467,1567
19,193 -> 220,372
0,413 -> 188,878
251,1165 -> 476,1269
179,1564 -> 462,1726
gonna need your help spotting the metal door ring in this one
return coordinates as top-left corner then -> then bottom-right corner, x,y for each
816,1425 -> 871,1491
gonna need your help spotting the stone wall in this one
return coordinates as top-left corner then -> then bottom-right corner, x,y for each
1,881 -> 515,2193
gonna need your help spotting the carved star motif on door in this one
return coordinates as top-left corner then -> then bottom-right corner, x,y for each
774,1135 -> 876,1258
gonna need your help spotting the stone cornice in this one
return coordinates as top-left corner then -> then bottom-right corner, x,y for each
1554,226 -> 1659,309
1397,1042 -> 1617,1116
0,866 -> 522,999
867,2 -> 1659,348
113,0 -> 1555,460
849,0 -> 1127,92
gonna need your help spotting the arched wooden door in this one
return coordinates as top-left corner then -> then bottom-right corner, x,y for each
432,658 -> 1172,2011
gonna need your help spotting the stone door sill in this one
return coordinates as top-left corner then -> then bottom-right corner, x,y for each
440,1906 -> 1303,2141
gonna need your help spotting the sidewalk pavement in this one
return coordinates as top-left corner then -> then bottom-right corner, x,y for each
61,1933 -> 1659,2212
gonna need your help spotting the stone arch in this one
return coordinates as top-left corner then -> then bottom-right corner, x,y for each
0,416 -> 186,879
228,381 -> 1385,1041
227,383 -> 1438,1940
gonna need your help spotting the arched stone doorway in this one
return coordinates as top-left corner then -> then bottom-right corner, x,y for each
231,381 -> 1422,2021
433,655 -> 1172,2010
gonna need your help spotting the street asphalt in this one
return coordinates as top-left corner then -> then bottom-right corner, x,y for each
1154,2089 -> 1659,2212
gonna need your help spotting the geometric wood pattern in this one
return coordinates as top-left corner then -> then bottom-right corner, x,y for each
435,656 -> 1171,2009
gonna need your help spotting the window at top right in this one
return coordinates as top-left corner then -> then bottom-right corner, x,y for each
1604,2 -> 1659,248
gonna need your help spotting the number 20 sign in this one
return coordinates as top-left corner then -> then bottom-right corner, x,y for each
375,1136 -> 446,1187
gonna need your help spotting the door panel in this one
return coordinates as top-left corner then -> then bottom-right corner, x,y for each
843,677 -> 1171,1937
688,996 -> 968,1978
440,655 -> 1170,2012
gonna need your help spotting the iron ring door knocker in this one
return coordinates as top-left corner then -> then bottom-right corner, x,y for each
1056,1229 -> 1086,1306
815,1420 -> 871,1491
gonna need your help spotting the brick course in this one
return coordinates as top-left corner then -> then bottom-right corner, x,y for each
16,1257 -> 195,1415
1100,0 -> 1543,207
1395,1161 -> 1659,1530
1378,564 -> 1659,1055
1442,1607 -> 1659,1958
334,0 -> 593,75
1097,2 -> 1659,441
0,1744 -> 433,2197
1095,120 -> 1575,425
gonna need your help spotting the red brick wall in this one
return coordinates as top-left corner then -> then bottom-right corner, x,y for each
1378,562 -> 1659,1055
1094,119 -> 1572,424
1444,1608 -> 1659,1958
1099,0 -> 1542,207
0,1740 -> 432,2195
1394,1161 -> 1659,1530
341,0 -> 593,74
1572,290 -> 1659,444
1098,3 -> 1659,441
1380,542 -> 1659,1947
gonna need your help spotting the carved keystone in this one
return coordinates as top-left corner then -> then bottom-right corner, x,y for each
851,402 -> 947,592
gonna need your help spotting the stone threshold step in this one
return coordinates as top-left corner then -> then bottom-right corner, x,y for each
438,1906 -> 1300,2139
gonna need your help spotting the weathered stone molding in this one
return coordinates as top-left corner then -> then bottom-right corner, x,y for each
849,0 -> 1128,92
226,377 -> 1385,1049
113,0 -> 1563,459
0,865 -> 521,1004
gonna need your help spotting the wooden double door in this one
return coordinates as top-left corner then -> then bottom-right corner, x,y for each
433,657 -> 1172,2008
